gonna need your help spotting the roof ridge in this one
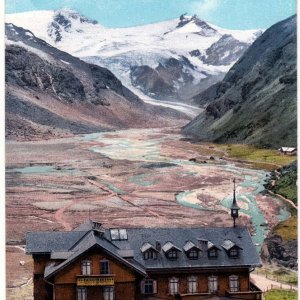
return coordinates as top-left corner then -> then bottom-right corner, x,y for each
68,230 -> 95,251
45,231 -> 147,280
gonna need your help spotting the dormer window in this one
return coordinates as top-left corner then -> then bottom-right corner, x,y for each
207,241 -> 219,259
229,248 -> 239,258
208,248 -> 217,258
183,241 -> 201,260
167,249 -> 178,259
141,242 -> 158,260
188,249 -> 198,259
162,242 -> 181,260
221,240 -> 242,258
144,249 -> 157,260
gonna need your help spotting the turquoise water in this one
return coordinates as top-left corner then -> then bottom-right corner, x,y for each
13,165 -> 55,174
175,166 -> 271,251
278,207 -> 291,222
11,165 -> 79,175
129,173 -> 159,187
81,129 -> 291,252
176,191 -> 212,210
99,180 -> 126,195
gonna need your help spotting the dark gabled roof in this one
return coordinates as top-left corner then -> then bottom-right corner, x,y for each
162,242 -> 182,253
183,241 -> 201,252
73,219 -> 95,231
140,242 -> 158,253
44,231 -> 146,279
27,222 -> 261,278
26,231 -> 87,254
111,227 -> 261,270
51,251 -> 74,259
221,239 -> 242,251
73,219 -> 104,232
207,241 -> 221,251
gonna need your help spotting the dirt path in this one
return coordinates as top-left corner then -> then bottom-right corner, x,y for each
88,179 -> 117,196
268,190 -> 297,210
251,273 -> 297,292
7,245 -> 25,252
54,201 -> 75,231
7,277 -> 32,289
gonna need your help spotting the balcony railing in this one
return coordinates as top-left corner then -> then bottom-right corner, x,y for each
76,274 -> 115,286
225,283 -> 262,300
179,292 -> 211,299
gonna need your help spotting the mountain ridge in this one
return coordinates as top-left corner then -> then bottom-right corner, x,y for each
5,23 -> 187,141
6,9 -> 263,103
182,15 -> 296,149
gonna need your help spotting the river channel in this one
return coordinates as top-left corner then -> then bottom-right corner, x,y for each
79,128 -> 290,251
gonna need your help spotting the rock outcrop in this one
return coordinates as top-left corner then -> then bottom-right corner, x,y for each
183,15 -> 296,148
261,234 -> 297,270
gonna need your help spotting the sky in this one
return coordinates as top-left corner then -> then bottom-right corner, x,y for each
5,0 -> 297,30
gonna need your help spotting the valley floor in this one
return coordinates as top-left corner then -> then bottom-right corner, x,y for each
5,127 -> 296,298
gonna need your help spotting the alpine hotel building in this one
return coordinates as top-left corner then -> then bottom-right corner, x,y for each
26,189 -> 262,300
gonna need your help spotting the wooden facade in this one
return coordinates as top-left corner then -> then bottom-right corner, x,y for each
32,248 -> 139,300
32,253 -> 261,300
27,220 -> 263,300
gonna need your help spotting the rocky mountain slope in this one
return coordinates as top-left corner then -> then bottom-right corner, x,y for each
261,215 -> 297,270
183,15 -> 296,148
6,10 -> 262,103
5,23 -> 185,141
266,161 -> 297,204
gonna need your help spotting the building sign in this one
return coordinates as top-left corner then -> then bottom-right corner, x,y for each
77,276 -> 114,286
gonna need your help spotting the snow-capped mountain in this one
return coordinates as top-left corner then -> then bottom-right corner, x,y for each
5,23 -> 188,140
6,9 -> 263,103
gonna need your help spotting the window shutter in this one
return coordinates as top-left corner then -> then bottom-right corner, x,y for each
140,280 -> 145,294
153,280 -> 157,293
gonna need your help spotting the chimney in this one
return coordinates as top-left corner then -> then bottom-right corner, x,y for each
92,222 -> 105,237
198,239 -> 208,251
156,241 -> 161,251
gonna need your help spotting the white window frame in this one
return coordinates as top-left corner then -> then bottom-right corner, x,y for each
144,249 -> 157,260
187,276 -> 198,294
77,287 -> 87,300
81,259 -> 91,275
169,277 -> 179,294
188,249 -> 198,259
208,276 -> 218,293
103,286 -> 114,300
167,249 -> 178,259
110,229 -> 128,240
229,275 -> 239,292
118,229 -> 128,240
230,248 -> 239,258
208,248 -> 217,258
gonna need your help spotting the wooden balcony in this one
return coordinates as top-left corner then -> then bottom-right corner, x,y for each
225,282 -> 262,300
76,274 -> 115,286
179,292 -> 211,299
